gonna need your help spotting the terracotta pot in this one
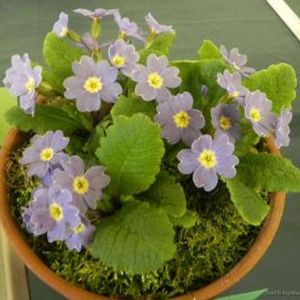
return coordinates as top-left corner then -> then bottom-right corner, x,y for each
0,129 -> 286,300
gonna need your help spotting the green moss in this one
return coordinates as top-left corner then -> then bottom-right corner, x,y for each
7,145 -> 258,300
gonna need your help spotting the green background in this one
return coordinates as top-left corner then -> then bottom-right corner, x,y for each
0,0 -> 300,299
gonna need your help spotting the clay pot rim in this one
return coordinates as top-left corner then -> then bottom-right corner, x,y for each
0,129 -> 286,300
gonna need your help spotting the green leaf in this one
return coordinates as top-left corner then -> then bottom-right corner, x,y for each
243,63 -> 297,113
5,104 -> 91,135
170,210 -> 198,228
226,177 -> 270,226
198,40 -> 222,60
236,152 -> 300,192
139,32 -> 175,63
43,32 -> 84,83
235,131 -> 260,157
140,171 -> 186,218
91,200 -> 176,274
111,95 -> 156,120
171,59 -> 226,110
216,289 -> 267,300
96,114 -> 165,196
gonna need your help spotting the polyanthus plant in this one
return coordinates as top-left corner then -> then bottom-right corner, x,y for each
3,7 -> 300,280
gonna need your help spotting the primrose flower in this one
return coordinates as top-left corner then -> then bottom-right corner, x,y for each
274,109 -> 292,148
20,130 -> 69,178
217,70 -> 248,104
155,92 -> 205,145
52,12 -> 69,38
65,214 -> 95,251
73,8 -> 118,19
28,185 -> 81,242
244,91 -> 277,137
54,156 -> 110,212
132,54 -> 181,102
220,45 -> 255,77
145,13 -> 175,35
114,13 -> 145,41
78,33 -> 100,52
3,54 -> 42,115
211,103 -> 241,141
177,134 -> 239,191
108,39 -> 139,77
64,56 -> 122,112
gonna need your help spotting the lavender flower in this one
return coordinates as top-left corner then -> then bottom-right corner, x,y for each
145,13 -> 174,35
52,12 -> 69,38
73,8 -> 118,19
54,156 -> 110,212
108,39 -> 139,77
3,54 -> 42,115
65,214 -> 95,251
20,130 -> 69,177
274,109 -> 292,148
217,70 -> 248,104
244,91 -> 277,137
220,45 -> 255,77
27,185 -> 81,242
155,92 -> 205,145
177,134 -> 239,191
114,13 -> 145,41
78,33 -> 100,52
211,103 -> 241,141
64,56 -> 122,112
132,54 -> 181,102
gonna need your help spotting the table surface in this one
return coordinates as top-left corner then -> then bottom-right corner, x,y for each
0,0 -> 300,299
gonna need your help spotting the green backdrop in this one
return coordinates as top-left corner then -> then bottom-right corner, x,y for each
0,0 -> 300,299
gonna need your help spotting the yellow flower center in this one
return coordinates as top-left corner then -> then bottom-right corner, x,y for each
60,27 -> 68,37
198,150 -> 217,169
112,54 -> 125,67
25,77 -> 35,92
40,147 -> 54,162
173,111 -> 191,128
147,72 -> 163,89
250,108 -> 262,122
84,77 -> 103,94
219,115 -> 232,130
231,91 -> 240,98
73,223 -> 86,234
49,203 -> 64,221
73,176 -> 89,194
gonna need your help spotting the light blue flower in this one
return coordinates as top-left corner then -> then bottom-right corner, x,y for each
52,12 -> 69,38
3,54 -> 42,115
177,134 -> 239,191
20,130 -> 69,177
145,13 -> 174,35
64,56 -> 122,112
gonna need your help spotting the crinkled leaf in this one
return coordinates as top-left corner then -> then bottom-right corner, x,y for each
91,200 -> 176,274
111,95 -> 156,120
236,152 -> 300,192
140,171 -> 186,218
235,131 -> 260,157
170,210 -> 198,228
226,177 -> 270,226
5,104 -> 91,135
171,59 -> 226,110
96,114 -> 165,195
198,40 -> 222,60
139,32 -> 175,63
43,32 -> 85,84
216,289 -> 267,300
243,63 -> 297,113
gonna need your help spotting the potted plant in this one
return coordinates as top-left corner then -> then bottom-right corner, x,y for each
0,8 -> 299,300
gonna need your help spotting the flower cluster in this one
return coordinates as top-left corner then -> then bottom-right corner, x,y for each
21,130 -> 110,251
4,7 -> 295,257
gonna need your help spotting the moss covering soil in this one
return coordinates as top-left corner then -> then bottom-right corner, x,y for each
7,145 -> 259,300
